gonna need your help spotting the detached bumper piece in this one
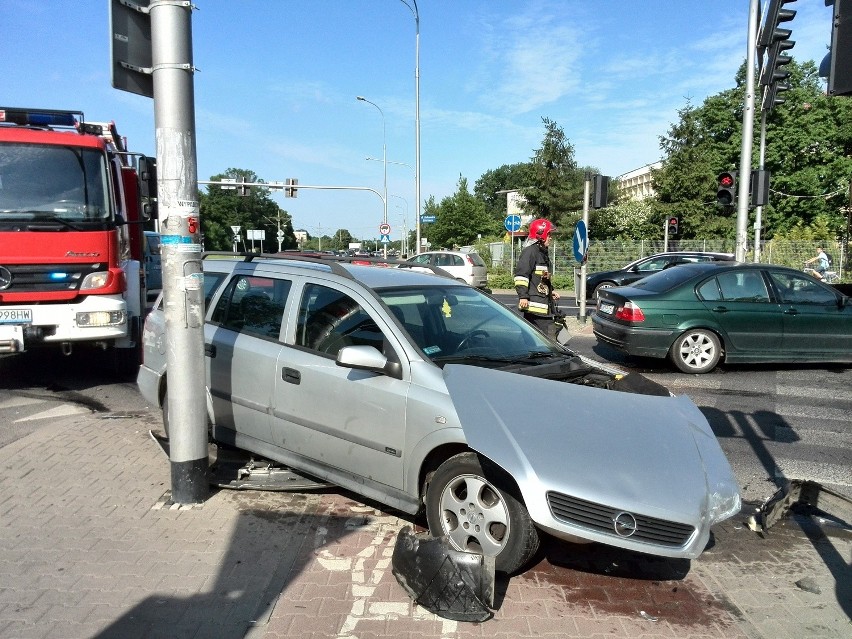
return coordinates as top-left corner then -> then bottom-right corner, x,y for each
391,527 -> 495,622
748,479 -> 852,532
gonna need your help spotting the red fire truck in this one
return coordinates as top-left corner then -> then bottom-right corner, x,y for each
0,107 -> 153,374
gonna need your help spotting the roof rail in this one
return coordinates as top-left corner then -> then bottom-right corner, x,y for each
201,251 -> 456,281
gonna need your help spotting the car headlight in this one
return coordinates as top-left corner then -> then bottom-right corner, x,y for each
76,310 -> 126,327
707,478 -> 742,525
81,271 -> 111,290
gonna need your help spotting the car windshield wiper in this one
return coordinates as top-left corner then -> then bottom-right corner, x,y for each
25,214 -> 85,231
433,354 -> 519,364
508,351 -> 564,362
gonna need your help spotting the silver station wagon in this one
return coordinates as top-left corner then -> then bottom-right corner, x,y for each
138,254 -> 740,574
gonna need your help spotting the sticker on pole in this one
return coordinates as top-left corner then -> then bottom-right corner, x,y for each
573,220 -> 588,263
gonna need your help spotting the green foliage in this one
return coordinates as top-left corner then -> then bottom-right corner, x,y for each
474,162 -> 535,221
521,118 -> 585,226
199,168 -> 297,252
425,176 -> 501,248
651,59 -> 852,243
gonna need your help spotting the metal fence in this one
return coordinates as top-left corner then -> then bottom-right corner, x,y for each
484,238 -> 846,283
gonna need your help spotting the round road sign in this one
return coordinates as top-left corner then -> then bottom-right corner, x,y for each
379,223 -> 391,235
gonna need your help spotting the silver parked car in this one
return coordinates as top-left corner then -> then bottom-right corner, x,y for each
138,254 -> 740,573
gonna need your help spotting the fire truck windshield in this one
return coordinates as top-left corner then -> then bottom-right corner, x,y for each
0,142 -> 111,223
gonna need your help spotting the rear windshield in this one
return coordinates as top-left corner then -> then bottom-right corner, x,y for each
631,265 -> 701,292
467,253 -> 486,266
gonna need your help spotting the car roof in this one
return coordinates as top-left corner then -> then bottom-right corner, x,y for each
201,252 -> 463,289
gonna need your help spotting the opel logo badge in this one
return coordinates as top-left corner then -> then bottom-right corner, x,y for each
613,511 -> 638,537
0,266 -> 12,291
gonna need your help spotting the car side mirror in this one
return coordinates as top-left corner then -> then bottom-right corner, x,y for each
336,345 -> 402,379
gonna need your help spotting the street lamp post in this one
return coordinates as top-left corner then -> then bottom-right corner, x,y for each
357,96 -> 388,257
399,0 -> 420,254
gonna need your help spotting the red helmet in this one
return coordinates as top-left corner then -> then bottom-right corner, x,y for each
528,218 -> 556,241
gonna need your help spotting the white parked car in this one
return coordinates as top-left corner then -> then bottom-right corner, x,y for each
405,250 -> 489,289
138,253 -> 741,574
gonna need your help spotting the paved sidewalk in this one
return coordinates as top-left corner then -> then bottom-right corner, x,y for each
0,406 -> 849,638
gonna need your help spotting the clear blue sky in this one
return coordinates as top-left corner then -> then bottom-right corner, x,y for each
1,1 -> 834,243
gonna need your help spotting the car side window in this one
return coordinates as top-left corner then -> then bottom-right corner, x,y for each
697,278 -> 722,301
717,271 -> 769,302
637,257 -> 668,271
769,271 -> 837,305
210,275 -> 289,338
295,283 -> 385,358
410,254 -> 431,265
203,272 -> 228,310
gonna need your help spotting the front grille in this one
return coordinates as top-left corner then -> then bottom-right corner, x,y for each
0,263 -> 104,294
547,492 -> 695,547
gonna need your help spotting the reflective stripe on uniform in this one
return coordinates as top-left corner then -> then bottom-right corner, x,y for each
526,301 -> 549,315
514,276 -> 530,287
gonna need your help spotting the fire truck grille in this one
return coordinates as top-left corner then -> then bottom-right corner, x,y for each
0,263 -> 106,293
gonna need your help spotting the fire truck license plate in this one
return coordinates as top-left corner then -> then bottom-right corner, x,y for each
0,308 -> 32,324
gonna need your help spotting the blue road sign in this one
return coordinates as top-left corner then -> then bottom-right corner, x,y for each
573,220 -> 589,263
504,214 -> 522,233
380,233 -> 391,244
420,215 -> 436,223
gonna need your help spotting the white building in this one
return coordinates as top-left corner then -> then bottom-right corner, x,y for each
616,162 -> 662,201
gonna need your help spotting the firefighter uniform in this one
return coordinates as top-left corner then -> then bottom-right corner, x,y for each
514,241 -> 554,327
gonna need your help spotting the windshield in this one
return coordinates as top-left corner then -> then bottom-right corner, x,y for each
0,142 -> 111,223
377,284 -> 563,364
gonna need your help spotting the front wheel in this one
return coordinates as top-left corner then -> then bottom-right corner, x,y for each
425,452 -> 540,574
670,329 -> 721,374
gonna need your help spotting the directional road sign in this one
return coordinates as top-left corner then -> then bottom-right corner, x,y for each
573,220 -> 589,263
420,215 -> 436,223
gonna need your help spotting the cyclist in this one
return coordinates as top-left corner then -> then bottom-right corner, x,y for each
805,247 -> 829,280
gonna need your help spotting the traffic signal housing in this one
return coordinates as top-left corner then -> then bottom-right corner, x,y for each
285,178 -> 299,198
821,0 -> 852,96
717,171 -> 737,206
592,174 -> 610,209
667,216 -> 679,235
758,0 -> 797,111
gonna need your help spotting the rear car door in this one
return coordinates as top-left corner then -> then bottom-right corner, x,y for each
767,270 -> 852,355
271,280 -> 410,489
696,270 -> 782,354
206,273 -> 290,446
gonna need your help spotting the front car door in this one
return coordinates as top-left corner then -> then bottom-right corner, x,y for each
766,269 -> 852,357
270,281 -> 410,489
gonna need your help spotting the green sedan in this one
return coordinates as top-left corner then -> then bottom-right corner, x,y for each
592,262 -> 852,374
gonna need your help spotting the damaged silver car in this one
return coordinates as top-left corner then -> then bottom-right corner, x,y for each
138,254 -> 741,574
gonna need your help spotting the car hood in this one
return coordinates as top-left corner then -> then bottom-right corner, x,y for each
443,364 -> 740,524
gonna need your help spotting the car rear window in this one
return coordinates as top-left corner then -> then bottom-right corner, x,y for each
467,253 -> 486,266
631,265 -> 700,292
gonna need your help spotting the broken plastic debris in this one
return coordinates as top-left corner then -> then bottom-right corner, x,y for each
640,611 -> 659,622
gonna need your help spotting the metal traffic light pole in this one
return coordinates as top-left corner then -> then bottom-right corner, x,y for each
736,0 -> 760,262
152,2 -> 208,504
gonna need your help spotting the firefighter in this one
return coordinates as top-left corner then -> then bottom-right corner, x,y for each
514,218 -> 560,335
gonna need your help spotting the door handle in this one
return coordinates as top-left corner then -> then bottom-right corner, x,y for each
205,343 -> 216,358
282,367 -> 301,384
711,306 -> 729,313
783,308 -> 799,315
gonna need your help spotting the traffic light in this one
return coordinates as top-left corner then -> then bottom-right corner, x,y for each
750,170 -> 771,206
667,217 -> 679,235
237,176 -> 250,197
285,178 -> 299,198
758,0 -> 797,111
591,174 -> 610,209
716,171 -> 737,206
821,0 -> 852,96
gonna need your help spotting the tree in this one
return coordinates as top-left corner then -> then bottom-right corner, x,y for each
521,118 -> 584,229
426,176 -> 498,248
474,162 -> 535,221
652,60 -> 852,241
199,168 -> 297,252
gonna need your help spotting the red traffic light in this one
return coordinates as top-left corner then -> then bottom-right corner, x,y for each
716,171 -> 738,205
669,217 -> 678,224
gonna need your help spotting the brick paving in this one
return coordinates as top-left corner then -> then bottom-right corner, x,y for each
0,398 -> 849,638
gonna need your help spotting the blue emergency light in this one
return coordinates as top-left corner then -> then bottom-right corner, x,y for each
0,108 -> 81,128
